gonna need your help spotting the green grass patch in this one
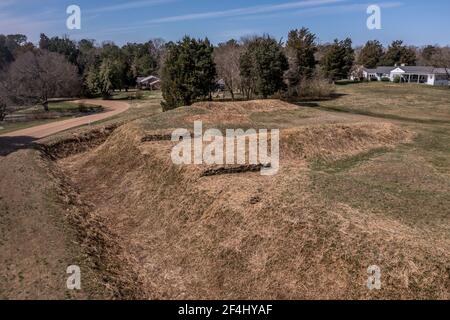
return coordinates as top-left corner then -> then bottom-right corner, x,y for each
15,102 -> 103,114
316,82 -> 450,124
310,147 -> 390,173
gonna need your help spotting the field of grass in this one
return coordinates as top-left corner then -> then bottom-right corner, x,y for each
50,82 -> 449,299
16,101 -> 103,114
304,83 -> 450,244
0,101 -> 104,135
317,82 -> 450,123
108,89 -> 159,101
2,83 -> 449,299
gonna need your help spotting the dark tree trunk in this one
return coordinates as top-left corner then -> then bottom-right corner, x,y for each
43,101 -> 49,112
0,103 -> 6,122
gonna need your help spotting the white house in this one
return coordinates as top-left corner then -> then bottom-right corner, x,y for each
362,66 -> 450,86
362,66 -> 394,81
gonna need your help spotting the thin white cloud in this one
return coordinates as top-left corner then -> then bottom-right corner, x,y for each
148,0 -> 346,23
87,0 -> 176,14
223,1 -> 402,23
293,1 -> 403,17
76,0 -> 349,38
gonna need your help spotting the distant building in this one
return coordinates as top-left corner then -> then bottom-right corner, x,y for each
215,79 -> 226,91
362,66 -> 450,86
137,76 -> 161,90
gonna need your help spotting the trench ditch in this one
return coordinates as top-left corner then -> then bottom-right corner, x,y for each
36,123 -> 150,299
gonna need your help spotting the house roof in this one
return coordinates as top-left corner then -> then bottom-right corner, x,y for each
138,75 -> 160,84
393,66 -> 435,74
364,66 -> 450,75
363,66 -> 395,74
433,68 -> 450,74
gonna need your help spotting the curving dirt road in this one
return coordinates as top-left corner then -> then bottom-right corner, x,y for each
0,100 -> 130,139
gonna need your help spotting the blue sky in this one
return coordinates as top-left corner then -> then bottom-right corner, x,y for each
1,0 -> 449,46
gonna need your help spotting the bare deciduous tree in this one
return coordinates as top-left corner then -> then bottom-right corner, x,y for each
5,50 -> 81,111
431,47 -> 450,80
214,40 -> 242,100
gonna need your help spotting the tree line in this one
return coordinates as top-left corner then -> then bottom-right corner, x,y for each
161,31 -> 450,110
161,29 -> 355,110
1,30 -> 450,118
0,34 -> 166,119
356,40 -> 450,70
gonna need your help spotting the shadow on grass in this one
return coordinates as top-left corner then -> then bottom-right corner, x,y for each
0,136 -> 38,156
295,101 -> 450,125
211,97 -> 251,102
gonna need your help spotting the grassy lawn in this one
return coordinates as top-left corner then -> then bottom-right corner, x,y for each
306,82 -> 450,236
1,101 -> 104,135
56,82 -> 449,299
108,89 -> 160,101
16,101 -> 103,114
315,82 -> 450,123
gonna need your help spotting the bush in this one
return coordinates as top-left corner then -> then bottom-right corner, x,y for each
393,75 -> 401,83
335,79 -> 360,85
381,77 -> 390,82
78,103 -> 102,113
297,76 -> 335,99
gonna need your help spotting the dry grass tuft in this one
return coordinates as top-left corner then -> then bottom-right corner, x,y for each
280,122 -> 413,162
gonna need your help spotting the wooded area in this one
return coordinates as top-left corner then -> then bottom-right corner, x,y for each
1,29 -> 449,117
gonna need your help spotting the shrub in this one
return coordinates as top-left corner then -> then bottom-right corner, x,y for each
335,79 -> 359,85
78,103 -> 89,113
297,76 -> 335,99
381,77 -> 390,82
78,103 -> 102,113
393,75 -> 401,83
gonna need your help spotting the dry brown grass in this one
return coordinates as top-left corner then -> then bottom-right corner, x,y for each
55,97 -> 449,300
4,84 -> 448,300
183,100 -> 298,126
280,122 -> 413,162
0,149 -> 114,299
